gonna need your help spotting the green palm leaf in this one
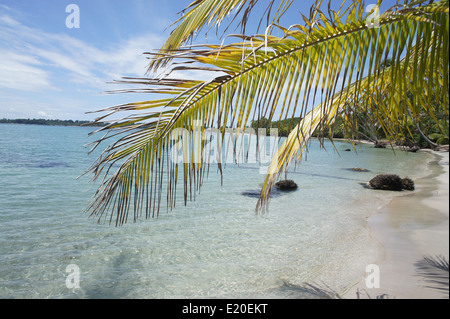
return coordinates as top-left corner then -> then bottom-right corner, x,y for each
87,0 -> 449,225
148,0 -> 294,71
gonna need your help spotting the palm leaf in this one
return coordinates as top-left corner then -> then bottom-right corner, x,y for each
148,0 -> 294,72
415,255 -> 449,297
86,0 -> 449,225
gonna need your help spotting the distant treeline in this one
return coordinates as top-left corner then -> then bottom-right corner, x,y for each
0,118 -> 105,127
251,111 -> 449,147
251,117 -> 302,137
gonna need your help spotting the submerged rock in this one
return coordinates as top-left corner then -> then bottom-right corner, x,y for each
350,168 -> 370,172
275,180 -> 298,191
241,189 -> 282,198
34,161 -> 70,168
368,174 -> 415,191
242,180 -> 298,198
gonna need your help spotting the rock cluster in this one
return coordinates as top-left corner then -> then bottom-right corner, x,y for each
275,180 -> 298,191
368,174 -> 415,191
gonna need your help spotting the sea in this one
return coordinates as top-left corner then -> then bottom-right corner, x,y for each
0,123 -> 432,299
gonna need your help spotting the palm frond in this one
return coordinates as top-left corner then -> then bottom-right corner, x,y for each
148,0 -> 294,72
415,255 -> 449,296
86,0 -> 449,225
280,280 -> 342,299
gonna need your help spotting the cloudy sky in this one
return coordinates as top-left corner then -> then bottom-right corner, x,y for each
0,0 -> 182,120
0,0 -> 396,121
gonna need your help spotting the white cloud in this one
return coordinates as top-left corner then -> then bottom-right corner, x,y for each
0,50 -> 53,91
0,11 -> 164,92
37,110 -> 52,118
0,14 -> 19,26
0,8 -> 222,120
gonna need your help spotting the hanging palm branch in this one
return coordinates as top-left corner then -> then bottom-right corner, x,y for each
258,32 -> 449,210
86,0 -> 449,226
148,0 -> 294,71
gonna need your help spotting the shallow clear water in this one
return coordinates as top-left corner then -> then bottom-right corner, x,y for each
0,123 -> 431,299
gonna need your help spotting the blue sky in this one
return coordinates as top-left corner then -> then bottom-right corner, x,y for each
0,0 -> 180,120
0,0 -> 398,121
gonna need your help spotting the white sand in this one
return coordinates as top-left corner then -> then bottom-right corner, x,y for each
343,150 -> 449,299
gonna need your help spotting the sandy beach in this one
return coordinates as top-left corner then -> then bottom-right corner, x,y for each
343,149 -> 449,299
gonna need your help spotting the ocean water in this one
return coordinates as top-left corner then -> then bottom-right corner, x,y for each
0,123 -> 432,299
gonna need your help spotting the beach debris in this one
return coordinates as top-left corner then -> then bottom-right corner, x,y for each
367,174 -> 415,191
435,145 -> 449,152
275,179 -> 298,191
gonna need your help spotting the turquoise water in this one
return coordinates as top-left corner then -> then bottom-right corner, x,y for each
0,123 -> 431,299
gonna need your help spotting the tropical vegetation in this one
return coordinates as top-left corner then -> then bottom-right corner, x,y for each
250,117 -> 301,137
86,0 -> 449,226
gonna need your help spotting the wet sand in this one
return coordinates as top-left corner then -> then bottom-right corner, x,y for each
343,150 -> 449,299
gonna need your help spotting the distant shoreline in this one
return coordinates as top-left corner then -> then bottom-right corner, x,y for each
0,118 -> 106,127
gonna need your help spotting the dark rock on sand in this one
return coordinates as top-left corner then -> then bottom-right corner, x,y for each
367,174 -> 415,191
275,179 -> 298,191
401,177 -> 415,191
345,149 -> 351,152
408,145 -> 420,153
368,174 -> 403,191
374,141 -> 386,148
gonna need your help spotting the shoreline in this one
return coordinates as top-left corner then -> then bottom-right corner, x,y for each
342,149 -> 449,299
